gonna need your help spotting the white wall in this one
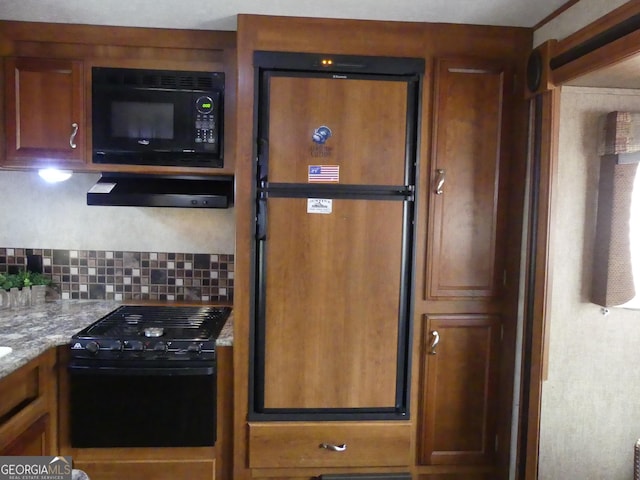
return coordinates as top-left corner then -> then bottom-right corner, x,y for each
533,0 -> 627,46
538,86 -> 640,480
0,170 -> 235,253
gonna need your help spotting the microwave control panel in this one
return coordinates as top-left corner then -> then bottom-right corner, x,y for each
195,95 -> 219,146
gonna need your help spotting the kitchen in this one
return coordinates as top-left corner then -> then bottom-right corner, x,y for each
0,20 -> 238,480
0,1 -> 635,480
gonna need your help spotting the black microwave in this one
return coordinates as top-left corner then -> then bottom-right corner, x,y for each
92,67 -> 224,168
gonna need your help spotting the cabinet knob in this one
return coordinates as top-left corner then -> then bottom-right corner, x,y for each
435,168 -> 446,195
319,443 -> 347,452
70,123 -> 79,149
428,330 -> 440,355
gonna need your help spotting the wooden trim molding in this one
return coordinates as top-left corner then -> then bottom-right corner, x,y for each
526,2 -> 640,90
553,1 -> 640,56
0,20 -> 235,51
551,21 -> 640,85
0,20 -> 235,81
532,0 -> 582,31
519,87 -> 561,480
546,1 -> 640,85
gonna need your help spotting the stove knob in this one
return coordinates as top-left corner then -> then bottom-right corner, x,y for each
153,342 -> 167,352
85,341 -> 99,355
125,340 -> 144,351
187,343 -> 202,354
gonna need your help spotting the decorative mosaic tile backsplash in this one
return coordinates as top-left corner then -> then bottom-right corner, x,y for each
0,247 -> 233,302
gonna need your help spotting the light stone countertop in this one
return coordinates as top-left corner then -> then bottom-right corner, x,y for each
0,300 -> 233,379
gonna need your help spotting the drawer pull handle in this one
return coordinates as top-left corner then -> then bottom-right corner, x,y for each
319,443 -> 347,452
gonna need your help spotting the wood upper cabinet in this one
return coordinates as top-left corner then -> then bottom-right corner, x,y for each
3,57 -> 86,168
417,314 -> 501,466
425,57 -> 511,299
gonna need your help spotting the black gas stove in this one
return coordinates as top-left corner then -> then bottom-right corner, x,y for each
69,305 -> 231,448
70,305 -> 231,363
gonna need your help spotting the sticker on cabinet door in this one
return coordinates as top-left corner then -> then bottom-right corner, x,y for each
312,125 -> 332,144
308,165 -> 339,183
307,199 -> 332,214
310,125 -> 334,158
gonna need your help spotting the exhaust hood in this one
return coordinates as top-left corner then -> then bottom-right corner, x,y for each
87,173 -> 233,208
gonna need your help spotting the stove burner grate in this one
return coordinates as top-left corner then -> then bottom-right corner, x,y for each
79,305 -> 231,340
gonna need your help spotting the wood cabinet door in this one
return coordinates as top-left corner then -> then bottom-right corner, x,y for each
4,57 -> 85,167
425,58 -> 511,299
0,414 -> 49,456
418,314 -> 501,466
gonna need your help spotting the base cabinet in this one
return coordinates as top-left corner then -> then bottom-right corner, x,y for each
0,349 -> 57,456
248,422 -> 411,479
417,474 -> 495,480
418,315 -> 501,466
71,459 -> 215,480
249,422 -> 411,469
252,474 -> 411,479
253,478 -> 312,480
0,414 -> 50,456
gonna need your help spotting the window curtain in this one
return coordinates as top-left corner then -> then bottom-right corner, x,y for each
592,112 -> 640,307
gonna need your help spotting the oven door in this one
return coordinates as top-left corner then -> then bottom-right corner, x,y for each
69,362 -> 216,448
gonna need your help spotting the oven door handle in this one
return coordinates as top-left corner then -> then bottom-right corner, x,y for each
68,363 -> 215,376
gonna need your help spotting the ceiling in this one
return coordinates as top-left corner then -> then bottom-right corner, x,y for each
0,0 -> 568,31
4,0 -> 638,90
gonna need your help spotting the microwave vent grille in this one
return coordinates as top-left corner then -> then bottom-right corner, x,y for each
94,68 -> 223,92
196,76 -> 215,90
178,75 -> 196,89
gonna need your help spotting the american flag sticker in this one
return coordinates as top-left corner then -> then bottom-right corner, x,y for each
308,165 -> 340,183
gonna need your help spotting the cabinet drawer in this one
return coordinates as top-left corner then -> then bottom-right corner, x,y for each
0,360 -> 40,420
0,350 -> 55,454
72,460 -> 214,480
248,422 -> 411,468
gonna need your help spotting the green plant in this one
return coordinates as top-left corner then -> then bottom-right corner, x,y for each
0,270 -> 52,290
